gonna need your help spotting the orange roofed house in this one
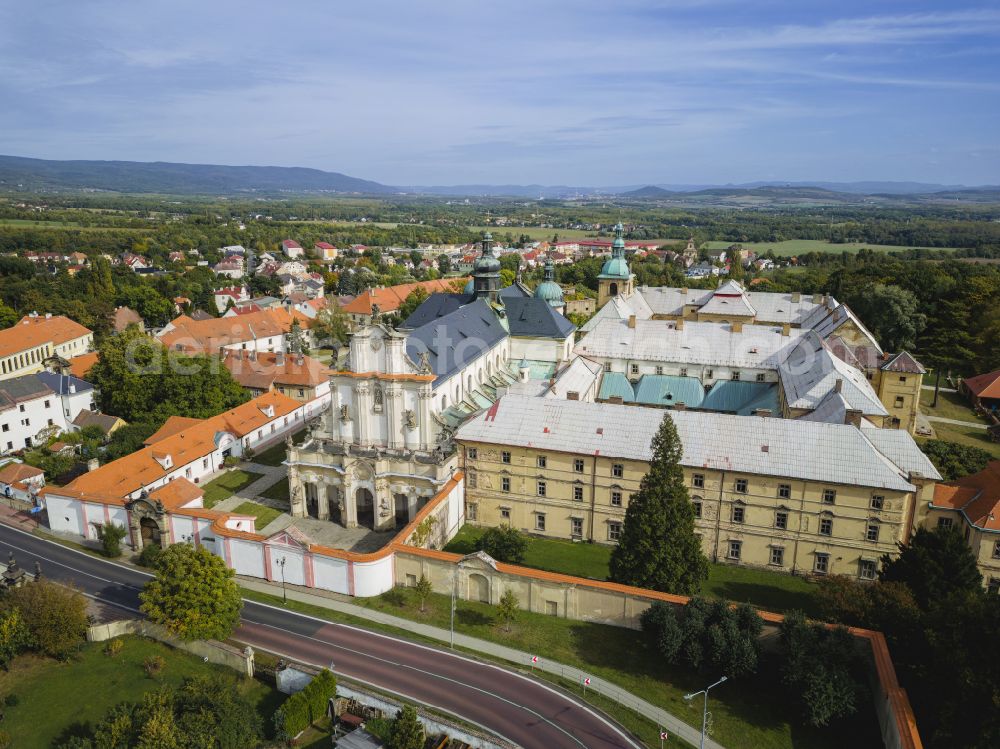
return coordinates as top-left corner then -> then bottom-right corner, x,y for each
156,307 -> 313,356
961,369 -> 1000,418
0,314 -> 94,381
222,349 -> 331,404
342,278 -> 467,330
924,460 -> 1000,592
43,391 -> 311,549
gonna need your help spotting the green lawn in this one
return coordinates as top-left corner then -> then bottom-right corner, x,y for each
251,430 -> 306,466
202,469 -> 264,508
260,478 -> 291,502
701,239 -> 962,256
248,585 -> 878,749
444,525 -> 821,615
919,387 -> 989,424
0,636 -> 281,749
231,500 -> 285,531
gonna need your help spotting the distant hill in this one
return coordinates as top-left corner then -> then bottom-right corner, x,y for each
622,185 -> 675,198
0,155 -> 395,195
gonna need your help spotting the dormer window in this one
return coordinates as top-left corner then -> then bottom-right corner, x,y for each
260,405 -> 275,418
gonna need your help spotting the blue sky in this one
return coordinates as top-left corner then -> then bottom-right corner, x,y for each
2,1 -> 999,186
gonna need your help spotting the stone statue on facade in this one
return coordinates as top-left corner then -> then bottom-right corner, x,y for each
403,409 -> 417,430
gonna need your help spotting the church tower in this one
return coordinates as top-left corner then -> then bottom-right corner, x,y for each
597,222 -> 634,307
472,232 -> 501,304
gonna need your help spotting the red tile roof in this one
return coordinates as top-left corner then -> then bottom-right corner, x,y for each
932,460 -> 1000,531
341,278 -> 469,316
964,369 -> 1000,399
0,315 -> 92,357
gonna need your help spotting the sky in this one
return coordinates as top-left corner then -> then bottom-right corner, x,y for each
2,1 -> 999,187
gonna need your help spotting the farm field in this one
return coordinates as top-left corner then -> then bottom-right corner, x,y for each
701,239 -> 963,255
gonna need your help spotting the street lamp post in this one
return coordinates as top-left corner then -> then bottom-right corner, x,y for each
683,675 -> 727,749
278,556 -> 287,604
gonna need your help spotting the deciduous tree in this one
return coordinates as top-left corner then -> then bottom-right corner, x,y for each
387,705 -> 424,749
139,544 -> 242,641
475,526 -> 527,565
496,589 -> 519,633
3,579 -> 88,660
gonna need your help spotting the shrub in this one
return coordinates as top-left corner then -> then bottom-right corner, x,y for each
143,654 -> 165,677
273,669 -> 337,742
387,705 -> 424,749
475,526 -> 527,564
0,608 -> 30,669
136,543 -> 163,568
3,579 -> 88,660
104,638 -> 123,657
93,522 -> 128,558
4,693 -> 18,707
223,455 -> 240,467
919,439 -> 992,481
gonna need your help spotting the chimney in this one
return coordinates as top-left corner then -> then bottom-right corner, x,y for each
781,323 -> 791,337
248,350 -> 256,361
753,408 -> 772,417
87,458 -> 100,472
812,293 -> 822,304
731,321 -> 743,334
69,383 -> 76,394
675,318 -> 684,331
827,296 -> 836,310
834,378 -> 843,393
276,350 -> 285,366
627,315 -> 636,329
791,292 -> 801,303
844,408 -> 863,428
673,402 -> 687,411
681,287 -> 688,295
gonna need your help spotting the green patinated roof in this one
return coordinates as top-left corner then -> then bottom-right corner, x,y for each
633,375 -> 705,408
599,256 -> 631,280
534,280 -> 564,304
702,381 -> 780,415
598,371 -> 635,402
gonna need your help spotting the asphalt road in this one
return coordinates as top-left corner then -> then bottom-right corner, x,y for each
0,524 -> 641,749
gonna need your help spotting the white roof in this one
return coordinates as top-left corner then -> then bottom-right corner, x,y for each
796,389 -> 850,425
620,285 -> 833,324
546,356 -> 603,400
576,318 -> 806,370
579,292 -> 653,333
806,303 -> 883,354
456,395 -> 927,491
860,421 -> 942,480
779,332 -> 888,416
698,293 -> 758,318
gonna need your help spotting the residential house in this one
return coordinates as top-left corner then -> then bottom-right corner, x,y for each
112,306 -> 144,333
0,372 -> 95,454
71,409 -> 127,438
222,350 -> 331,404
314,242 -> 338,260
281,240 -> 305,259
0,314 -> 94,381
0,461 -> 45,506
157,307 -> 312,356
213,286 -> 250,314
341,278 -> 466,330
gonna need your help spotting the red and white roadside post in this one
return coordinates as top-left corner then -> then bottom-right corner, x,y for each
660,729 -> 669,748
582,676 -> 591,696
530,655 -> 539,672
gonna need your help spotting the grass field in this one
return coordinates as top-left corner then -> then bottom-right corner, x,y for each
468,225 -> 684,244
918,388 -> 1000,460
251,430 -> 305,466
260,478 -> 291,502
0,636 -> 281,749
231,500 -> 284,530
0,218 -> 152,232
701,239 -> 962,256
202,468 -> 264,507
443,526 -> 821,615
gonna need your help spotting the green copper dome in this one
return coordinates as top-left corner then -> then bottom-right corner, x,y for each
599,222 -> 631,280
474,231 -> 501,273
463,278 -> 474,294
534,257 -> 564,306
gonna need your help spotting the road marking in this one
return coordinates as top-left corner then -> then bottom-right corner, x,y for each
0,536 -> 147,590
4,526 -> 642,749
246,598 -> 643,749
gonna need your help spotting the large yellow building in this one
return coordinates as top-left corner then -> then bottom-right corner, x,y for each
456,395 -> 940,580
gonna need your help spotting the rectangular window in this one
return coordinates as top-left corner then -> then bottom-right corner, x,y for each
728,540 -> 742,560
604,361 -> 611,372
778,484 -> 791,499
679,368 -> 688,377
820,517 -> 833,536
611,491 -> 622,507
502,451 -> 511,464
705,369 -> 713,379
202,458 -> 209,469
501,476 -> 510,492
814,553 -> 830,574
574,485 -> 584,501
535,513 -> 546,531
692,473 -> 704,489
732,505 -> 745,523
988,578 -> 1000,596
537,481 -> 546,497
756,373 -> 766,382
731,371 -> 741,381
655,366 -> 663,375
297,388 -> 305,398
769,547 -> 784,566
571,518 -> 583,537
467,447 -> 477,459
993,540 -> 1000,559
735,478 -> 748,493
612,463 -> 624,478
822,489 -> 837,504
859,559 -> 877,580
775,511 -> 788,530
894,396 -> 904,408
1,424 -> 6,432
937,517 -> 954,530
693,500 -> 702,519
630,363 -> 639,375
870,495 -> 885,510
537,455 -> 547,468
44,400 -> 50,409
467,471 -> 477,489
466,503 -> 478,521
573,458 -> 584,473
608,522 -> 622,542
899,376 -> 907,384
500,507 -> 511,521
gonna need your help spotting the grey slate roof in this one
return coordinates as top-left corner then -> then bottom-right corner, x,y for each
400,293 -> 470,329
0,374 -> 53,412
500,282 -> 532,299
504,297 -> 576,339
456,394 -> 931,491
36,371 -> 93,396
406,298 -> 507,385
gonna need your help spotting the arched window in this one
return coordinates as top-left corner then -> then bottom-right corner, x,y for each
441,395 -> 448,410
609,282 -> 618,296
